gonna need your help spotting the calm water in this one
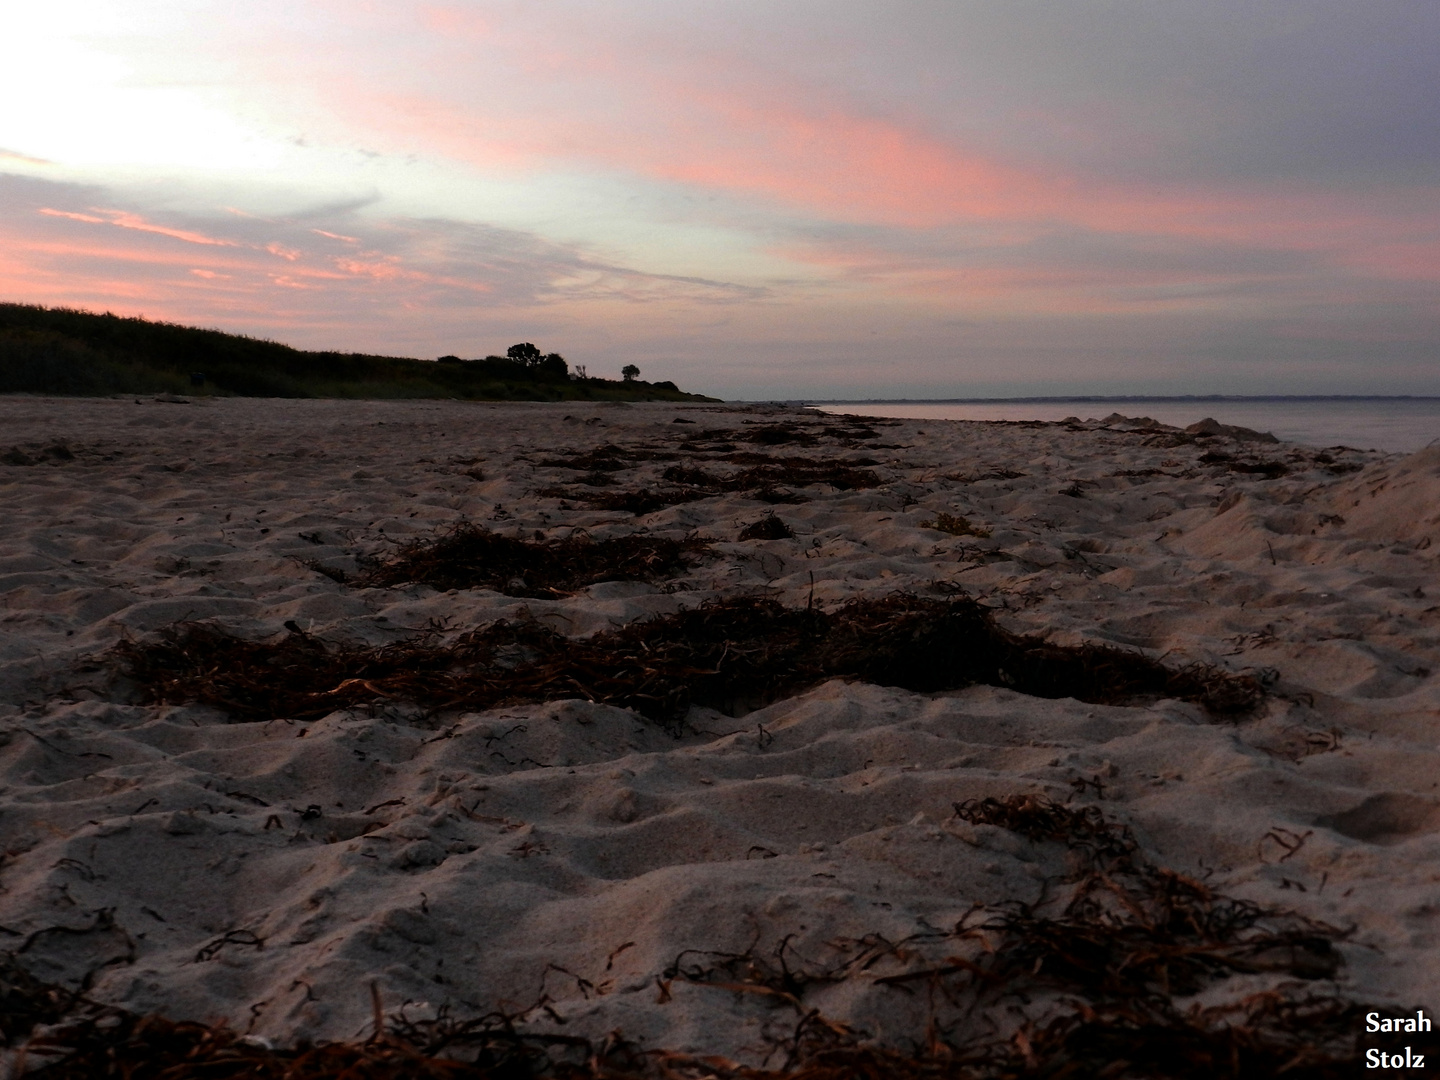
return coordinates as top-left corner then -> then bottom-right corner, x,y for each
811,398 -> 1440,454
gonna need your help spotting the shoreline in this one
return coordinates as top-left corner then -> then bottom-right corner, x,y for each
1,396 -> 1436,1069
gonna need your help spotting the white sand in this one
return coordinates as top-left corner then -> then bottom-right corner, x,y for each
0,396 -> 1435,1058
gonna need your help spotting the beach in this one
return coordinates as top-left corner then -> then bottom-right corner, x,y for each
1,395 -> 1437,1070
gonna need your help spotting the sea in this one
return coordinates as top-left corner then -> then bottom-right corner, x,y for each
809,397 -> 1440,454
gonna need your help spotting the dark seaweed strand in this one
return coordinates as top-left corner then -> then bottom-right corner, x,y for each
109,595 -> 1263,726
351,524 -> 711,597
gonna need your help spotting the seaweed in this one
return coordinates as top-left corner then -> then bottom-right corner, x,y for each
535,444 -> 677,471
3,996 -> 1376,1079
534,486 -> 714,515
648,795 -> 1370,1078
111,594 -> 1264,725
714,452 -> 880,468
949,797 -> 1343,997
536,445 -> 628,471
0,952 -> 80,1044
1198,451 -> 1290,479
2,444 -> 78,467
759,490 -> 813,506
350,524 -> 711,597
659,463 -> 882,493
4,797 -> 1403,1077
8,1004 -> 558,1079
11,799 -> 1382,1078
741,424 -> 819,446
953,793 -> 1138,861
658,464 -> 718,486
918,512 -> 991,539
677,420 -> 889,451
0,982 -> 1383,1080
738,514 -> 794,541
539,459 -> 883,515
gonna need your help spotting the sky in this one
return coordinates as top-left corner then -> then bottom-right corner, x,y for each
2,1 -> 1438,399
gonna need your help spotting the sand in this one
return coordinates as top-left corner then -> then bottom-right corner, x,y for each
0,396 -> 1436,1063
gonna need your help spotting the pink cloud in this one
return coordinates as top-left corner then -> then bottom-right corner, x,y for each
38,208 -> 109,225
2,173 -> 766,367
333,256 -> 402,281
39,207 -> 239,247
278,5 -> 1440,270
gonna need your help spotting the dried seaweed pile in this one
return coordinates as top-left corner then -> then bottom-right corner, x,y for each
737,423 -> 821,446
535,443 -> 676,471
6,797 -> 1395,1078
0,954 -> 78,1045
7,1006 -> 536,1080
708,451 -> 880,468
919,512 -> 991,538
678,419 -> 887,450
348,524 -> 710,597
653,794 -> 1372,1078
1306,451 -> 1363,476
738,513 -> 795,541
534,485 -> 716,515
522,420 -> 889,515
668,421 -> 834,449
947,796 -> 1344,993
660,462 -> 882,493
1198,451 -> 1290,479
537,456 -> 884,514
112,594 -> 1262,725
0,996 -> 1376,1080
2,443 -> 79,466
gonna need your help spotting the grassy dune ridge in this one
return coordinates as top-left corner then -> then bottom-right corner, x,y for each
0,303 -> 717,401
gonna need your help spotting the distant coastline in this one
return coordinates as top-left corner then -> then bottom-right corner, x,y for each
0,303 -> 718,403
801,395 -> 1440,453
791,394 -> 1440,405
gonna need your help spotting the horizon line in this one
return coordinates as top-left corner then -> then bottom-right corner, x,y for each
758,394 -> 1440,404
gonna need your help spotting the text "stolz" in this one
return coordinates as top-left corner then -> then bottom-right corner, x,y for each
1366,1010 -> 1430,1070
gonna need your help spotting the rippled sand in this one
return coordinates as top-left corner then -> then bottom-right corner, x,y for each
0,395 -> 1435,1058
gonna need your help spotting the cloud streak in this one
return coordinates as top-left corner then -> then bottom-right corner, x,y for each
39,207 -> 239,247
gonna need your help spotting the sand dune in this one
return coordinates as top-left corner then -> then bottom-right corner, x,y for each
0,396 -> 1435,1064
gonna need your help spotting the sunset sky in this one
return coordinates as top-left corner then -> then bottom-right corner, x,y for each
3,1 -> 1437,398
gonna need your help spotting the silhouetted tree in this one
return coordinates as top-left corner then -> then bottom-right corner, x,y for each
538,352 -> 568,379
621,364 -> 640,382
507,342 -> 542,365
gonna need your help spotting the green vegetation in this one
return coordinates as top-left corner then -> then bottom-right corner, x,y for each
0,303 -> 717,402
